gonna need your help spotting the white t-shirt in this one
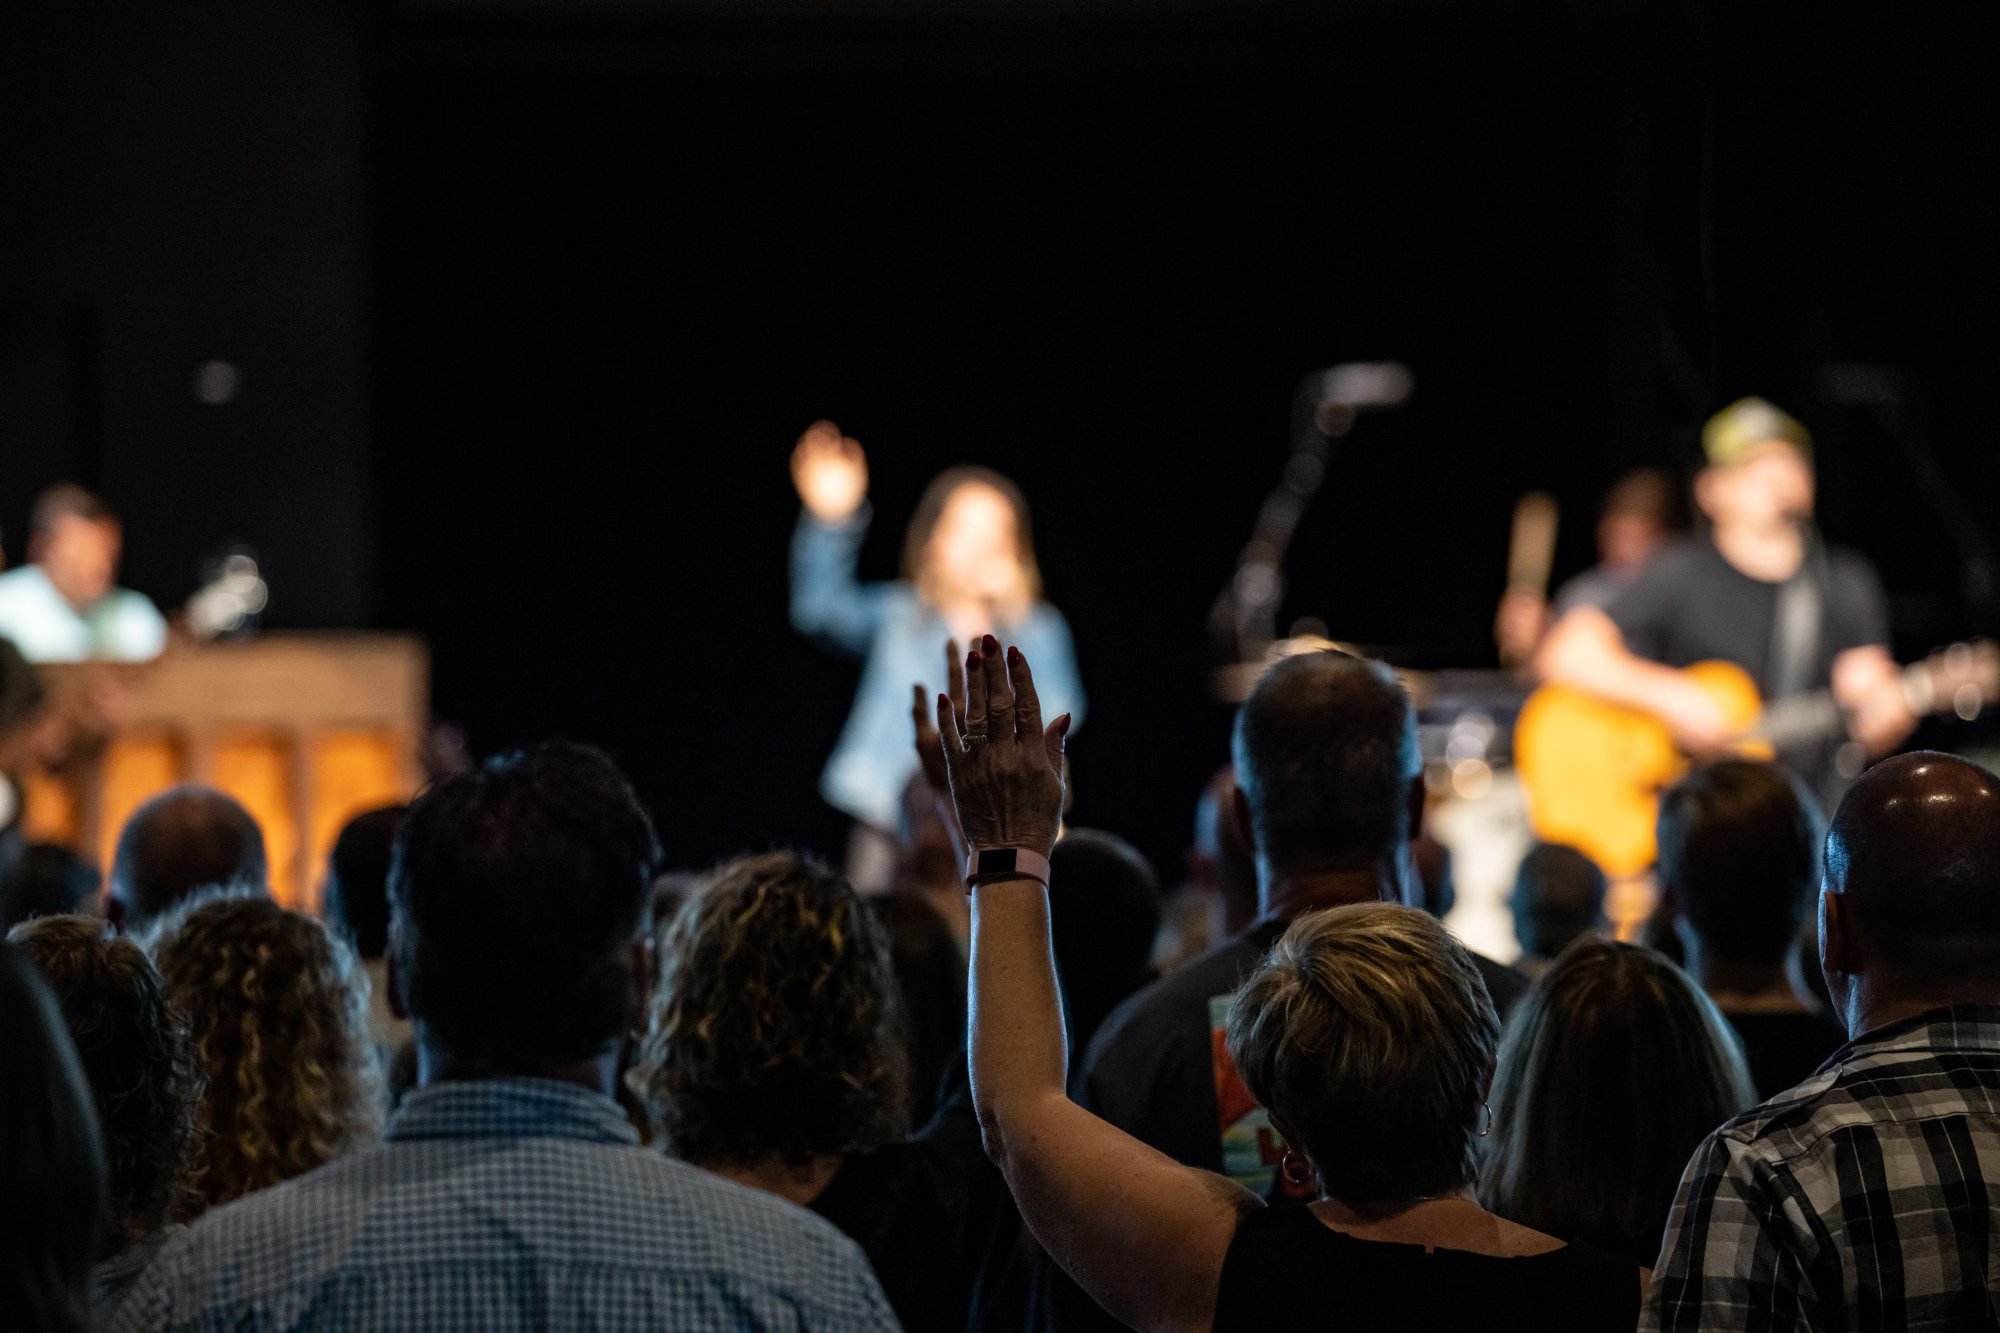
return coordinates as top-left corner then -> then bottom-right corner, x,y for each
0,564 -> 168,663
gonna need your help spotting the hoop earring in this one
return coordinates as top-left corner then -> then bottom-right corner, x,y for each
1478,1102 -> 1494,1138
1279,1150 -> 1316,1190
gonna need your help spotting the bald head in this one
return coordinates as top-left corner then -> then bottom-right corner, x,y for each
1823,752 -> 2000,1021
111,786 -> 268,930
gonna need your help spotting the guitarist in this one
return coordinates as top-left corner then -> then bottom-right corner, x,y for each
1536,398 -> 1914,802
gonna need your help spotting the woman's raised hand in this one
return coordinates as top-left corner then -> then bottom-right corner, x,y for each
790,420 -> 869,524
936,636 -> 1070,859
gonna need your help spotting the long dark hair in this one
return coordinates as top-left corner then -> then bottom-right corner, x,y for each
1480,939 -> 1754,1262
0,942 -> 108,1333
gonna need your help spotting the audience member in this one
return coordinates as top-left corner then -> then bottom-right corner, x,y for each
0,940 -> 108,1333
8,915 -> 202,1314
893,769 -> 972,949
1509,842 -> 1607,980
108,785 -> 267,931
1156,764 -> 1258,972
649,851 -> 1010,1331
114,743 -> 896,1332
1079,648 -> 1524,1181
0,484 -> 166,664
1481,939 -> 1754,1264
0,841 -> 99,932
1656,758 -> 1844,1096
1648,752 -> 2000,1328
1047,828 -> 1160,1053
320,803 -> 411,1054
144,892 -> 382,1211
871,888 -> 967,1128
934,641 -> 1640,1330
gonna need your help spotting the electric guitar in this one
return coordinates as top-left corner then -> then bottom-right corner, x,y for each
1514,643 -> 2000,878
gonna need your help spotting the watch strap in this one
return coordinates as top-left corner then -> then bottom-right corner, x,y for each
965,846 -> 1052,889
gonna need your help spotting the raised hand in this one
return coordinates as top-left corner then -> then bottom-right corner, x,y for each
937,635 -> 1070,859
911,638 -> 965,800
790,420 -> 869,524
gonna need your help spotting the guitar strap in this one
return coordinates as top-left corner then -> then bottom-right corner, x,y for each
1768,528 -> 1828,700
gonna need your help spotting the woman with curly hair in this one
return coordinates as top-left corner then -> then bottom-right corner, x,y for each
144,891 -> 383,1211
644,851 -> 1013,1332
8,915 -> 204,1315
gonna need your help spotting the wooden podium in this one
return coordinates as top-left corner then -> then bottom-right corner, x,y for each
20,634 -> 428,911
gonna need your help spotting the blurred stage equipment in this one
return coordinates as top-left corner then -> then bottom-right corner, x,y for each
1208,361 -> 1413,669
12,634 -> 427,910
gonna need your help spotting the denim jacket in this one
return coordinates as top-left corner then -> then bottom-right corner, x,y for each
791,510 -> 1084,829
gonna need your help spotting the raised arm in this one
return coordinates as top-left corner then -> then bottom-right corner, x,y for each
939,638 -> 1256,1333
789,421 -> 891,655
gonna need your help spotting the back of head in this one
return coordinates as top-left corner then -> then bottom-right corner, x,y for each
645,851 -> 907,1166
868,891 -> 965,1128
9,914 -> 199,1250
0,941 -> 105,1333
1825,751 -> 2000,988
1510,843 -> 1607,960
110,786 -> 268,930
1226,902 -> 1497,1200
1191,764 -> 1257,927
147,891 -> 379,1209
0,844 -> 100,933
1482,939 -> 1753,1261
323,804 -> 409,960
1231,650 -> 1421,876
1658,759 -> 1824,968
391,743 -> 660,1070
1049,829 -> 1161,1012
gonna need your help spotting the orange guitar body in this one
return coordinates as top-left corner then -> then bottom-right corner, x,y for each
1514,661 -> 1772,879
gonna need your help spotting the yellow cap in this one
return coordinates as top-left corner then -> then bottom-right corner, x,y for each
1701,397 -> 1813,468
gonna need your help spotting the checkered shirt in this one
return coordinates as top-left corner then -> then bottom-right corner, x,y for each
109,1077 -> 900,1332
1645,1003 -> 2000,1331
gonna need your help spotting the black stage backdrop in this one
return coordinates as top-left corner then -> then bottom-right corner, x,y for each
11,3 -> 1993,883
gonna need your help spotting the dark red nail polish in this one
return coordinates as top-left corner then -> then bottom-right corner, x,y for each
967,650 -> 980,671
1007,645 -> 1021,663
983,634 -> 999,653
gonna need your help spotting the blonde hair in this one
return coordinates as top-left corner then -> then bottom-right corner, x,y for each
1226,903 -> 1497,1200
145,891 -> 382,1211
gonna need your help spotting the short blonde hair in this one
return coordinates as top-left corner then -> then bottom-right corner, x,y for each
1226,903 -> 1497,1200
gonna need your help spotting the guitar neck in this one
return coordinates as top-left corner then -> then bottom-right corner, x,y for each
1753,660 -> 1937,751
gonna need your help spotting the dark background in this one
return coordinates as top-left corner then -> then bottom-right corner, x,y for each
3,2 -> 1997,878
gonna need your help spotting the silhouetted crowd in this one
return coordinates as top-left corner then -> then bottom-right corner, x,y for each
4,639 -> 1999,1332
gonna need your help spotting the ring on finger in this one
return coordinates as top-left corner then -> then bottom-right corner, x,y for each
962,732 -> 990,748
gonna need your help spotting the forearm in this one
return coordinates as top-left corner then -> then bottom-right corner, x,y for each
1538,609 -> 1704,715
968,877 -> 1070,1159
789,508 -> 882,650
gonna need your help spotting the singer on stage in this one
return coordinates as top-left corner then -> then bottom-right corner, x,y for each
1537,398 -> 1914,801
789,420 -> 1084,885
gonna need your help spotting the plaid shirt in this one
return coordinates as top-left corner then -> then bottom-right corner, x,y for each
109,1078 -> 900,1332
1645,1003 -> 2000,1332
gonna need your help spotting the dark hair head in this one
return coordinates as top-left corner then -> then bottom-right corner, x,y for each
110,786 -> 268,930
147,891 -> 380,1209
0,941 -> 106,1333
391,743 -> 661,1068
1,844 -> 100,933
1511,843 -> 1608,960
323,805 -> 409,960
645,852 -> 908,1167
1600,467 -> 1683,530
29,484 -> 115,538
1825,751 -> 2000,983
1657,760 -> 1824,967
8,915 -> 201,1250
1228,903 -> 1498,1201
1049,829 -> 1160,1049
1481,939 -> 1753,1261
1231,650 -> 1421,875
869,891 -> 966,1127
900,466 -> 1043,606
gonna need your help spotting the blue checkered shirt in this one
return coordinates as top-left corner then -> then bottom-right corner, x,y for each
109,1078 -> 901,1332
1645,1003 -> 2000,1331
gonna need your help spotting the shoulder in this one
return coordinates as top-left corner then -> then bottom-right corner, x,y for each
1821,545 -> 1886,596
1087,937 -> 1265,1070
0,565 -> 47,604
1634,536 -> 1715,582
